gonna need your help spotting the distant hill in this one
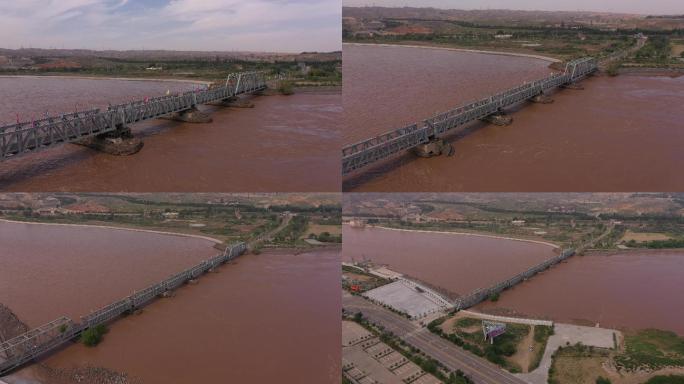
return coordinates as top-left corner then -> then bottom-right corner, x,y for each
0,48 -> 342,63
343,6 -> 684,30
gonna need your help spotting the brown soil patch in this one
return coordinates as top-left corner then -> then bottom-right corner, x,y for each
426,207 -> 465,221
302,224 -> 341,237
343,271 -> 374,282
63,201 -> 110,213
553,354 -> 684,384
509,325 -> 536,373
37,59 -> 82,70
672,43 -> 684,57
27,365 -> 142,384
386,25 -> 433,35
439,316 -> 459,334
620,230 -> 671,242
552,353 -> 610,384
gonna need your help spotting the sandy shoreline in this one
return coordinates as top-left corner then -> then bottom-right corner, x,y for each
357,224 -> 561,249
344,42 -> 562,63
0,218 -> 223,244
0,74 -> 211,85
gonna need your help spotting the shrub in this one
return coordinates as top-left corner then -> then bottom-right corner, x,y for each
645,375 -> 684,384
81,324 -> 108,347
277,81 -> 294,95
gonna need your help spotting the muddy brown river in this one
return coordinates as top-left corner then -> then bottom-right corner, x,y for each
1,220 -> 341,383
0,219 -> 217,326
0,77 -> 340,192
476,250 -> 684,335
343,44 -> 684,192
342,225 -> 558,296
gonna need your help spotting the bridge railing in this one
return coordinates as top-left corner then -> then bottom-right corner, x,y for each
0,242 -> 247,376
341,57 -> 598,175
0,72 -> 267,160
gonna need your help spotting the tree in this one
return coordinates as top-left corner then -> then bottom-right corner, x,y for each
596,377 -> 611,384
81,324 -> 108,347
353,312 -> 363,322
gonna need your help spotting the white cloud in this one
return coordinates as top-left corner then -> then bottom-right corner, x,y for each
0,0 -> 341,52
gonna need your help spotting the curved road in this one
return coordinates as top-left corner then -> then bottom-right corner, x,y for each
343,293 -> 528,384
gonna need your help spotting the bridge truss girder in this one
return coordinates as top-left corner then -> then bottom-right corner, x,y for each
0,242 -> 247,377
0,72 -> 267,160
341,57 -> 598,175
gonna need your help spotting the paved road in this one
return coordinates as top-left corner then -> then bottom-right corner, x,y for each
343,293 -> 528,384
248,212 -> 292,248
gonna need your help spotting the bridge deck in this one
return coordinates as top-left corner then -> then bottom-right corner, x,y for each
0,72 -> 267,160
0,242 -> 247,376
342,57 -> 597,175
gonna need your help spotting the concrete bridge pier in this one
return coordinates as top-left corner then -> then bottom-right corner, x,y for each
530,93 -> 554,104
171,107 -> 213,123
74,123 -> 144,155
561,82 -> 584,90
482,112 -> 513,126
217,96 -> 255,108
413,138 -> 454,158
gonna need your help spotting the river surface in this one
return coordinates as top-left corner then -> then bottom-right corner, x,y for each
36,248 -> 340,383
0,220 -> 218,327
342,225 -> 557,296
476,250 -> 684,335
342,44 -> 554,145
343,44 -> 684,192
0,77 -> 340,192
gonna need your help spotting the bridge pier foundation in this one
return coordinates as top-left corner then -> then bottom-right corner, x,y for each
530,93 -> 554,104
73,124 -> 144,155
413,138 -> 454,158
561,82 -> 584,90
217,97 -> 255,108
482,113 -> 513,126
171,107 -> 213,123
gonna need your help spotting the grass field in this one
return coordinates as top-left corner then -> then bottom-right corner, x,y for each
301,224 -> 342,238
620,230 -> 672,243
615,329 -> 684,371
549,344 -> 612,384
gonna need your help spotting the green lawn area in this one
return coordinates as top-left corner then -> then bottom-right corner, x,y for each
614,329 -> 684,371
646,375 -> 684,384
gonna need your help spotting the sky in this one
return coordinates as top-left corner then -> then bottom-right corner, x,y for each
343,0 -> 684,15
0,0 -> 341,52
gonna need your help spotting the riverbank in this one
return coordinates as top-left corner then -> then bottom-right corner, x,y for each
0,74 -> 211,85
343,42 -> 562,63
293,85 -> 341,94
585,248 -> 684,256
617,67 -> 684,77
0,218 -> 223,244
363,224 -> 561,250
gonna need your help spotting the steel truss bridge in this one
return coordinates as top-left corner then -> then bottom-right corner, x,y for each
453,248 -> 576,310
0,242 -> 247,376
451,222 -> 613,311
0,72 -> 267,160
341,57 -> 598,175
